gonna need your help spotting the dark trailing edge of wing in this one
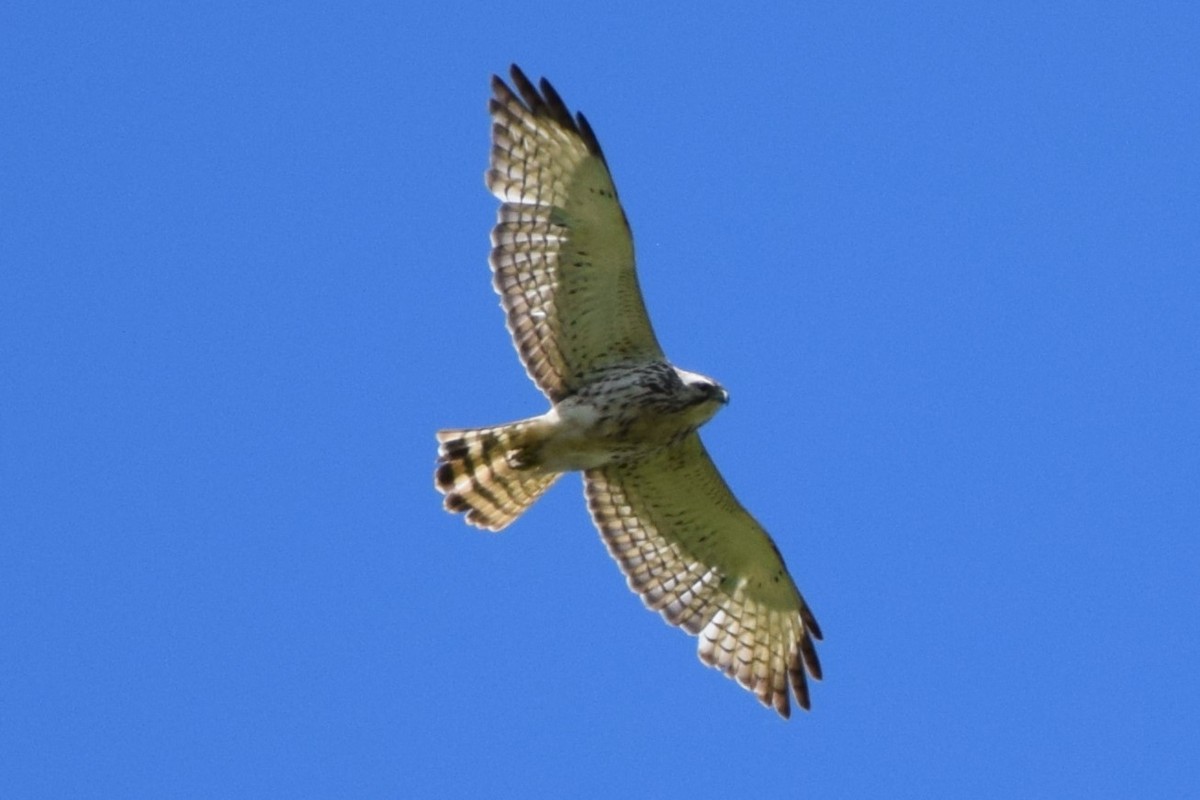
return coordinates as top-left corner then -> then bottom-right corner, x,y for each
492,64 -> 609,168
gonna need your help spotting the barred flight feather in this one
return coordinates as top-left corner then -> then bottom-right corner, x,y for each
435,424 -> 560,531
585,435 -> 822,718
437,66 -> 824,719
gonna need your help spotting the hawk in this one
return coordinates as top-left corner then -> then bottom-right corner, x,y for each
436,66 -> 822,717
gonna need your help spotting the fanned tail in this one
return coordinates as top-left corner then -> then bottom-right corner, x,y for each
435,421 -> 561,531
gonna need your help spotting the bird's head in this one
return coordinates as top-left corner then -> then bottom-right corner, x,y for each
675,367 -> 729,427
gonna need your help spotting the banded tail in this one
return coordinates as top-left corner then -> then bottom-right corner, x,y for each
435,421 -> 561,531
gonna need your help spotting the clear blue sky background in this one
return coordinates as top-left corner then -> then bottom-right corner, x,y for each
3,2 -> 1198,797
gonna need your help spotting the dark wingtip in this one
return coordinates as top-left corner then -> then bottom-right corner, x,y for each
801,635 -> 823,681
803,605 -> 823,641
493,65 -> 605,161
574,111 -> 607,162
776,697 -> 792,719
507,64 -> 541,112
537,77 -> 576,131
792,669 -> 812,712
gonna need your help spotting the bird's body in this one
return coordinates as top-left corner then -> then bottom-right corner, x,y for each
435,66 -> 822,717
437,363 -> 724,519
539,363 -> 729,470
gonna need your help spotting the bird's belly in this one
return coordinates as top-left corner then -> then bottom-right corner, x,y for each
537,400 -> 689,471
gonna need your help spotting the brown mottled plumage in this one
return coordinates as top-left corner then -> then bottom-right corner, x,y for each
435,66 -> 822,718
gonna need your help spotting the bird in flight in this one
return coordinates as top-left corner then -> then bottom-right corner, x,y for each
435,65 -> 822,717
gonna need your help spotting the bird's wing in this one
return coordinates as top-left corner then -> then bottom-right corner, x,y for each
584,434 -> 822,718
486,65 -> 665,402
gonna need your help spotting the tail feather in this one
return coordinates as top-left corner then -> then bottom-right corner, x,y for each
435,421 -> 560,531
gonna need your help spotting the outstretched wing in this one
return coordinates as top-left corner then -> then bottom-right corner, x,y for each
584,434 -> 823,718
487,65 -> 665,402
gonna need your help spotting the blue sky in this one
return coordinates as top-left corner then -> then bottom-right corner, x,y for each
3,2 -> 1198,797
